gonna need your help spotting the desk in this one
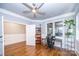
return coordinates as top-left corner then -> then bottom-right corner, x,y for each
55,39 -> 62,48
42,38 -> 62,48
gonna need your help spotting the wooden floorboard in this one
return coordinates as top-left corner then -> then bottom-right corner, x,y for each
4,41 -> 76,56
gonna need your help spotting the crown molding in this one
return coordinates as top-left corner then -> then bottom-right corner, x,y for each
0,8 -> 43,23
42,12 -> 75,23
0,8 -> 76,24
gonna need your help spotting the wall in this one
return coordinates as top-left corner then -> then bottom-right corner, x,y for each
26,24 -> 36,46
75,12 -> 79,55
4,21 -> 26,34
41,23 -> 47,38
0,16 -> 3,55
4,21 -> 26,46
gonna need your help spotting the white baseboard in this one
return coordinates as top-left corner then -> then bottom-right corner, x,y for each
4,34 -> 26,46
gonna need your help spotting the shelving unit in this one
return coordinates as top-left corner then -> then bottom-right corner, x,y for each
65,35 -> 75,51
35,24 -> 41,44
64,19 -> 75,51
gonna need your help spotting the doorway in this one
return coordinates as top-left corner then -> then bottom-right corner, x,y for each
4,21 -> 26,46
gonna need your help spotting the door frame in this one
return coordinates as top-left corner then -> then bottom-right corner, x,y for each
0,16 -> 4,56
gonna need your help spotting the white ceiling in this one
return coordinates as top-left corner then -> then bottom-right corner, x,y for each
0,3 -> 79,20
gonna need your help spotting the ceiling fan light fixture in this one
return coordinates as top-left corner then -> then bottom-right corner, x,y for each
23,3 -> 45,18
32,9 -> 36,13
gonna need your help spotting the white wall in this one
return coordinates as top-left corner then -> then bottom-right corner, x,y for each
76,13 -> 79,41
0,16 -> 3,55
26,24 -> 36,46
75,12 -> 79,55
41,23 -> 47,38
4,34 -> 26,45
4,20 -> 26,46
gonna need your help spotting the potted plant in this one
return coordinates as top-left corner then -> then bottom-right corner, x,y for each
64,19 -> 75,38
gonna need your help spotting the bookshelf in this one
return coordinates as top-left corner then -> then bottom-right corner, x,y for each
35,24 -> 41,44
64,19 -> 75,51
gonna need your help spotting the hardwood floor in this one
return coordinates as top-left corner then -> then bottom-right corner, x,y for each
5,41 -> 76,56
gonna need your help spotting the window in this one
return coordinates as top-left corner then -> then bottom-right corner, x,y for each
55,21 -> 63,37
47,23 -> 53,35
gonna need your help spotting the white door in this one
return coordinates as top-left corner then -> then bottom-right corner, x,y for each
0,16 -> 3,56
26,24 -> 36,46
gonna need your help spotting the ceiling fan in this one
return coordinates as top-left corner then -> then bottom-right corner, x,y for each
22,3 -> 45,18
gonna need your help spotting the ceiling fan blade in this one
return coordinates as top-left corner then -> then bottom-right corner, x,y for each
37,11 -> 45,15
32,3 -> 36,6
38,3 -> 44,9
32,3 -> 37,9
23,10 -> 31,13
22,3 -> 32,10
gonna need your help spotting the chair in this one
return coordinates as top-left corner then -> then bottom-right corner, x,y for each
47,35 -> 55,48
